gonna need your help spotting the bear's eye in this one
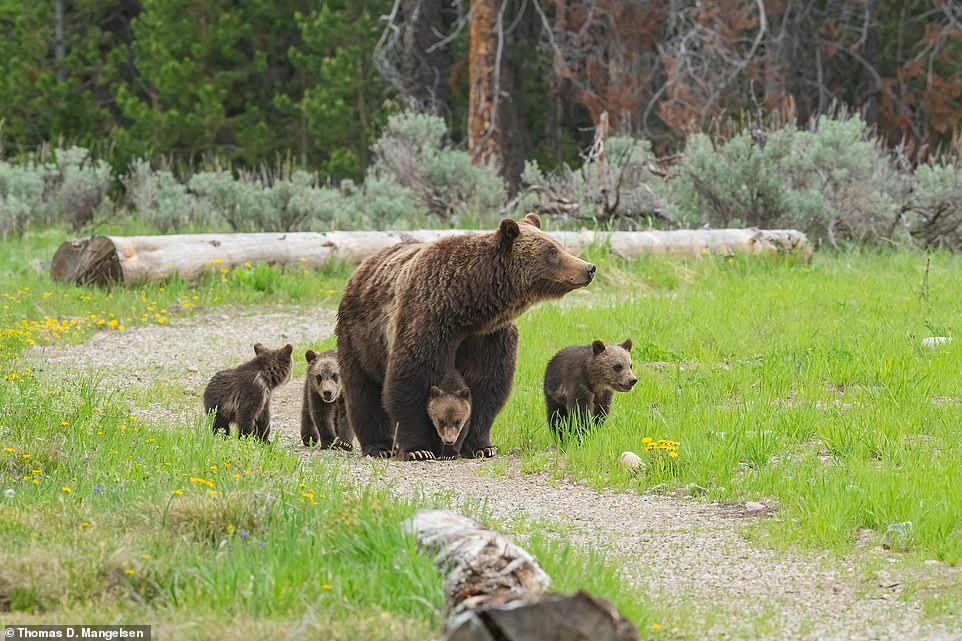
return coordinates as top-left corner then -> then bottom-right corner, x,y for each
613,364 -> 623,372
314,374 -> 323,384
331,373 -> 339,382
549,248 -> 559,257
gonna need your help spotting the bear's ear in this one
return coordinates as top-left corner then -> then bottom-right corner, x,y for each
591,339 -> 606,355
282,344 -> 294,356
620,338 -> 632,352
522,212 -> 542,228
457,387 -> 471,400
429,385 -> 442,399
498,218 -> 520,244
253,343 -> 267,356
305,349 -> 317,363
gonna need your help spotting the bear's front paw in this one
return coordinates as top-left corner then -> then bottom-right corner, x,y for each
472,446 -> 498,459
364,448 -> 394,459
404,450 -> 437,461
437,454 -> 458,461
331,440 -> 353,452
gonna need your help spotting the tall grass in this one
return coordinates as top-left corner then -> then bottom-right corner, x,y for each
500,249 -> 962,563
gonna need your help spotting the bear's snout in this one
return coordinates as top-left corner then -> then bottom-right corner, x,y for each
322,389 -> 334,401
586,263 -> 596,281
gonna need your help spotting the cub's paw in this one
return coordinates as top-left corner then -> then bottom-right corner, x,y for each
472,446 -> 498,459
363,448 -> 394,459
437,454 -> 458,461
331,440 -> 353,452
404,450 -> 437,461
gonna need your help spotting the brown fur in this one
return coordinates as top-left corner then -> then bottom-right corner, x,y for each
335,213 -> 596,460
426,371 -> 472,461
543,338 -> 637,441
300,349 -> 353,450
203,343 -> 293,442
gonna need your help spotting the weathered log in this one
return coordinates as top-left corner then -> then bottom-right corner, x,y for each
403,509 -> 638,641
50,228 -> 812,287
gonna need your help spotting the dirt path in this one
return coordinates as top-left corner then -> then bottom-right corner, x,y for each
33,306 -> 962,641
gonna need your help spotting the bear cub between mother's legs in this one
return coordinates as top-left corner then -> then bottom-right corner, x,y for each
335,213 -> 596,460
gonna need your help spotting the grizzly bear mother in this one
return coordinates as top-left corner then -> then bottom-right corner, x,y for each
335,213 -> 595,460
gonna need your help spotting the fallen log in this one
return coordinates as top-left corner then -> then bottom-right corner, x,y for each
50,228 -> 812,287
403,509 -> 638,641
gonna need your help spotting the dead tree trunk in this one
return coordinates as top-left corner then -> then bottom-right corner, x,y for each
50,228 -> 813,287
468,0 -> 503,167
403,509 -> 638,641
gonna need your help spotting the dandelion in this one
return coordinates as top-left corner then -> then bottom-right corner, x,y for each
172,489 -> 183,495
652,623 -> 661,630
62,486 -> 72,493
321,584 -> 333,590
81,522 -> 90,530
3,447 -> 13,453
219,268 -> 229,274
190,477 -> 214,487
668,451 -> 679,458
124,569 -> 135,575
60,421 -> 70,427
642,437 -> 652,444
21,453 -> 30,459
226,524 -> 236,534
145,438 -> 155,444
244,262 -> 251,268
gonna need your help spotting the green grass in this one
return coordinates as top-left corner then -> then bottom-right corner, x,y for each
500,248 -> 962,563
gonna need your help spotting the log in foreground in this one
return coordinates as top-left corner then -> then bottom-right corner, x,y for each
51,228 -> 811,287
403,509 -> 638,641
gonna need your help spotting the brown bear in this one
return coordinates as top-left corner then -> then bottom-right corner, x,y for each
300,349 -> 354,450
335,213 -> 595,461
203,343 -> 293,442
543,338 -> 637,440
426,371 -> 472,461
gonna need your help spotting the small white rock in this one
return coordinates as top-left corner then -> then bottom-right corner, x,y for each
744,501 -> 767,512
3,488 -> 14,498
618,451 -> 643,471
922,336 -> 953,349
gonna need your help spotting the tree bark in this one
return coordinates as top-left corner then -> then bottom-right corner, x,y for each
50,228 -> 813,287
467,0 -> 502,167
403,509 -> 638,641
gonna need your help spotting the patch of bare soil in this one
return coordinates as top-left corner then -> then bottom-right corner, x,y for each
31,306 -> 962,641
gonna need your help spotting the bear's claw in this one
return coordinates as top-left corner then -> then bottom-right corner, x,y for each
473,446 -> 498,459
405,450 -> 437,461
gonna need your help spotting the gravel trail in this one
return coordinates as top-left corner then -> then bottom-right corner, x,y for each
33,306 -> 962,641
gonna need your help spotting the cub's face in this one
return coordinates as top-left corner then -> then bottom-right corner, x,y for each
590,338 -> 638,392
305,350 -> 341,403
427,386 -> 472,445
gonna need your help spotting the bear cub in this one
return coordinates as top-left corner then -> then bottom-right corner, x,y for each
203,343 -> 293,442
301,349 -> 353,450
422,371 -> 472,461
543,338 -> 637,440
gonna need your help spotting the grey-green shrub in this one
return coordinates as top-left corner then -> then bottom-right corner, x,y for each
674,115 -> 902,245
124,159 -> 199,232
516,137 -> 670,225
368,112 -> 505,222
907,161 -> 962,249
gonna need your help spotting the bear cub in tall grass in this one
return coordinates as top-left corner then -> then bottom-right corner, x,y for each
543,338 -> 637,441
422,371 -> 472,461
301,349 -> 354,450
203,343 -> 293,442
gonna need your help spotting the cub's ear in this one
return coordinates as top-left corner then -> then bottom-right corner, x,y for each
498,218 -> 520,243
620,338 -> 633,352
457,387 -> 472,400
591,339 -> 606,355
522,212 -> 542,228
282,344 -> 294,356
305,349 -> 317,364
253,343 -> 267,356
429,385 -> 443,399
